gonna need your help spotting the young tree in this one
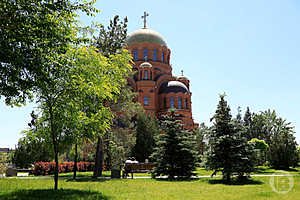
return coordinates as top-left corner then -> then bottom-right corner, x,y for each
35,46 -> 132,189
92,15 -> 129,177
248,138 -> 269,166
132,113 -> 158,162
151,110 -> 198,180
205,94 -> 254,182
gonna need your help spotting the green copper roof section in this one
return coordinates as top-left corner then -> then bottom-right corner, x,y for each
126,28 -> 167,46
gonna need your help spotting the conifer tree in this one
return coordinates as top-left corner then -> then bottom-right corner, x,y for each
132,113 -> 158,162
151,110 -> 198,179
205,94 -> 254,182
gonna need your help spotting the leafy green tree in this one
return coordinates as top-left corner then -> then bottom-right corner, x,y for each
92,15 -> 130,177
151,110 -> 198,179
251,110 -> 298,169
248,138 -> 268,166
106,85 -> 143,170
132,112 -> 158,162
35,46 -> 132,188
205,95 -> 254,182
0,0 -> 97,106
11,111 -> 53,168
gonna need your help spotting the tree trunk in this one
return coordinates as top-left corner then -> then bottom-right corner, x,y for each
73,143 -> 78,180
54,149 -> 59,190
49,105 -> 59,190
93,136 -> 104,177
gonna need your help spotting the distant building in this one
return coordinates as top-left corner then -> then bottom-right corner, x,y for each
0,148 -> 12,153
126,12 -> 198,129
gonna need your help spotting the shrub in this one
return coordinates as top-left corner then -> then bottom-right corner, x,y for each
33,162 -> 95,176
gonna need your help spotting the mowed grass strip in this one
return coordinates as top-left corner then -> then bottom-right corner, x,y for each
0,176 -> 300,200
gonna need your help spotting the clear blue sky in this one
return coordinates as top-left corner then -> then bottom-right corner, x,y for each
1,0 -> 299,148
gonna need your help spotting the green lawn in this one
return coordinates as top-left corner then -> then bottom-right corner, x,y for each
1,173 -> 300,200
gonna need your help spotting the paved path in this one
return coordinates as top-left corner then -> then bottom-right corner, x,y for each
6,174 -> 297,180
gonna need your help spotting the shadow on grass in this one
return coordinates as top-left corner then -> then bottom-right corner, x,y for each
208,178 -> 264,186
0,189 -> 110,200
254,167 -> 299,174
66,177 -> 110,183
154,177 -> 200,182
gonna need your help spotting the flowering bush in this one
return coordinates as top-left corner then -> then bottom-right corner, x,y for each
33,162 -> 95,176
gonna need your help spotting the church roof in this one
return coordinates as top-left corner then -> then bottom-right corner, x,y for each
126,28 -> 167,46
158,81 -> 189,94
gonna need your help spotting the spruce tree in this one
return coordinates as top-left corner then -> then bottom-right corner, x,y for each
132,113 -> 158,162
205,94 -> 254,182
151,110 -> 198,179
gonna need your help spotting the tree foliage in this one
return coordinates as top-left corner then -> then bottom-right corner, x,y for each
131,112 -> 158,162
250,110 -> 298,169
0,0 -> 97,105
12,112 -> 53,168
94,15 -> 128,57
151,110 -> 198,180
193,123 -> 208,159
205,95 -> 254,182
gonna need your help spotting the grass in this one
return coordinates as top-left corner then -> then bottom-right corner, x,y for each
3,166 -> 298,199
1,170 -> 300,200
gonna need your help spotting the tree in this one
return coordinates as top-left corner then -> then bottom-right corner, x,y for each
94,15 -> 128,57
251,110 -> 298,169
11,111 -> 53,168
34,46 -> 132,189
131,112 -> 158,162
0,0 -> 97,105
151,110 -> 198,180
106,85 -> 143,170
243,107 -> 253,141
193,123 -> 208,160
205,95 -> 254,182
248,138 -> 269,166
92,15 -> 129,177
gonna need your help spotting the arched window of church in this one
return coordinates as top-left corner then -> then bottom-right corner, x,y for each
134,49 -> 138,61
150,71 -> 152,80
153,49 -> 157,61
162,52 -> 165,62
144,48 -> 148,60
164,97 -> 167,108
178,97 -> 182,109
145,71 -> 148,80
144,96 -> 149,106
140,71 -> 143,80
170,97 -> 175,108
184,98 -> 188,110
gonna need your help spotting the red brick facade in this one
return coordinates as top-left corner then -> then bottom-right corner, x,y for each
126,28 -> 197,129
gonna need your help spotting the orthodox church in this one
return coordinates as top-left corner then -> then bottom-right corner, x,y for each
126,12 -> 197,129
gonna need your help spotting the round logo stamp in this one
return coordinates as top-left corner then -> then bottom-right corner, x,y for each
269,170 -> 294,194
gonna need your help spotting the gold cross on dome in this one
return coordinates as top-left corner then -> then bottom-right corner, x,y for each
141,11 -> 149,29
181,70 -> 184,76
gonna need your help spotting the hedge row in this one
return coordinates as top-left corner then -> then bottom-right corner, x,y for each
33,162 -> 95,176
